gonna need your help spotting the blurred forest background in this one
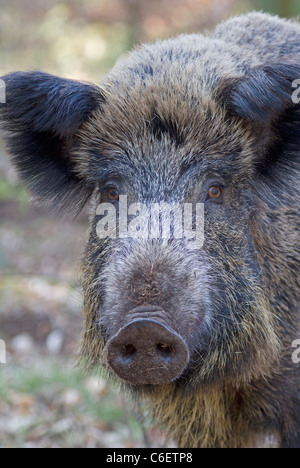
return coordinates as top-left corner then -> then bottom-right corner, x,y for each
0,0 -> 299,448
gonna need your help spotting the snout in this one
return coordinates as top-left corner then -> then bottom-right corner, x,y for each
104,318 -> 189,385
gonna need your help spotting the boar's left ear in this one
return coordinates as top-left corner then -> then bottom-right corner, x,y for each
0,71 -> 105,215
219,63 -> 300,123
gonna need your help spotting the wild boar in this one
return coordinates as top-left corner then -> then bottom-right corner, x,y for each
0,11 -> 299,447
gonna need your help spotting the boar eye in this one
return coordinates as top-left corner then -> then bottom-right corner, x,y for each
108,188 -> 120,201
207,186 -> 222,199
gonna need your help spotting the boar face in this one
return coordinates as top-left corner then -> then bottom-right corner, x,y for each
78,114 -> 276,390
1,38 -> 299,393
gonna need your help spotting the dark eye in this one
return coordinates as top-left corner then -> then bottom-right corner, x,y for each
207,186 -> 222,199
108,188 -> 119,201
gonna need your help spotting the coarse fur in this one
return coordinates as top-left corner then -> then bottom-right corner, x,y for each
0,12 -> 299,447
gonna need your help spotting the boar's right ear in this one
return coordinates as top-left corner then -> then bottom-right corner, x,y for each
219,63 -> 300,123
0,71 -> 105,215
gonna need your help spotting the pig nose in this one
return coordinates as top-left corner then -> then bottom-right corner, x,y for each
105,319 -> 189,385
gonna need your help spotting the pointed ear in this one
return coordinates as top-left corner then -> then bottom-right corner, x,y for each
217,63 -> 300,178
0,71 -> 105,215
219,63 -> 300,122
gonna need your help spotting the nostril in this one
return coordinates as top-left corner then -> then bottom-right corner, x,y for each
157,343 -> 173,356
122,344 -> 136,357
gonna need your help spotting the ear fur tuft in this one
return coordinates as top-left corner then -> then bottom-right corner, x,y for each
0,71 -> 105,215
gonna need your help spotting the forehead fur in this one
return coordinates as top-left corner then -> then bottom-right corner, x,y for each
75,34 -> 257,181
